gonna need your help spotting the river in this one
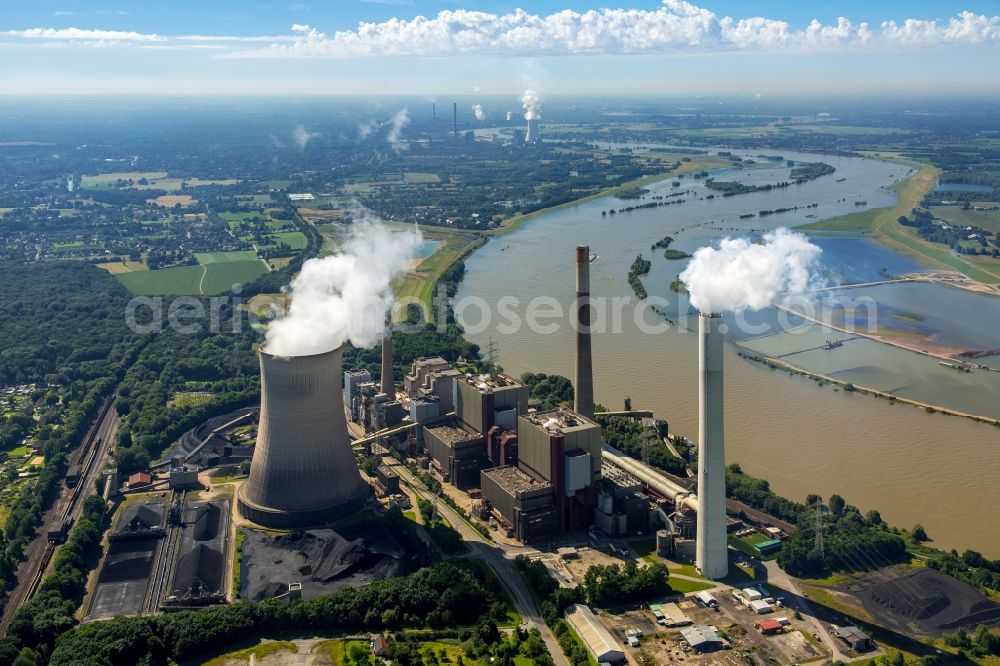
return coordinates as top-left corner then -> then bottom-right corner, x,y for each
455,147 -> 1000,557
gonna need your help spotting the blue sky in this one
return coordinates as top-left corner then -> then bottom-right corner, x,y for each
2,1 -> 998,95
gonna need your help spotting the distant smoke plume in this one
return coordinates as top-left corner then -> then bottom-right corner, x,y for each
506,111 -> 512,121
357,119 -> 377,138
292,124 -> 320,150
522,89 -> 541,120
386,107 -> 410,151
472,104 -> 486,121
265,220 -> 423,356
679,228 -> 823,313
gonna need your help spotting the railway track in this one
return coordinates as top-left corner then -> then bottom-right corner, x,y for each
0,394 -> 118,634
143,490 -> 185,614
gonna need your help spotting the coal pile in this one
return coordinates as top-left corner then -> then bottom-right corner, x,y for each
241,523 -> 409,602
88,499 -> 164,619
169,500 -> 229,601
843,567 -> 1000,635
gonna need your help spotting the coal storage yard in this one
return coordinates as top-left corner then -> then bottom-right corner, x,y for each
841,567 -> 1000,635
167,499 -> 230,605
240,522 -> 410,601
87,499 -> 165,620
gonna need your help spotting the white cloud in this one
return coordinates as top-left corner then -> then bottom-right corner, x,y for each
3,27 -> 164,42
224,1 -> 1000,58
386,108 -> 409,152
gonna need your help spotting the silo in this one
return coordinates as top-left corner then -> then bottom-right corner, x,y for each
238,347 -> 367,527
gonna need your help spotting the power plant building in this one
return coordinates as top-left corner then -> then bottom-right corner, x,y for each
454,373 -> 529,434
238,347 -> 368,528
405,356 -> 460,415
480,465 -> 557,542
481,408 -> 602,540
344,369 -> 372,423
423,422 -> 488,489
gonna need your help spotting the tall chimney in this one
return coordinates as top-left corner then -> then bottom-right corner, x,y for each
695,312 -> 729,580
432,102 -> 436,119
453,102 -> 458,138
380,315 -> 394,396
574,246 -> 594,419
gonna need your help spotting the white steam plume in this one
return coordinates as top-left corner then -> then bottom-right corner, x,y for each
679,228 -> 822,313
292,124 -> 320,150
522,89 -> 541,120
265,220 -> 423,356
386,107 -> 410,151
357,119 -> 377,138
472,104 -> 486,121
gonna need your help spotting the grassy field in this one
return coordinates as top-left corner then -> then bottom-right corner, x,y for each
264,231 -> 309,250
390,225 -> 484,322
200,261 -> 269,295
80,171 -> 167,187
784,124 -> 916,136
115,255 -> 268,295
204,640 -> 296,665
802,153 -> 1000,284
403,171 -> 441,184
930,205 -> 1000,233
194,250 -> 260,264
667,577 -> 715,593
116,264 -> 205,295
171,391 -> 213,408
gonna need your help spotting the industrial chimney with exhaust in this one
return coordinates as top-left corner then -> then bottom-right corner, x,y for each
381,316 -> 394,396
574,245 -> 594,419
238,347 -> 368,527
695,312 -> 728,579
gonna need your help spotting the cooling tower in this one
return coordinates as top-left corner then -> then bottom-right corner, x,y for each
381,317 -> 394,396
695,312 -> 729,580
237,347 -> 367,528
526,118 -> 540,142
574,245 -> 595,419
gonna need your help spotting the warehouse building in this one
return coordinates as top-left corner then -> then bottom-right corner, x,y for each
834,625 -> 872,651
423,422 -> 488,489
564,605 -> 625,664
479,465 -> 557,542
680,625 -> 725,653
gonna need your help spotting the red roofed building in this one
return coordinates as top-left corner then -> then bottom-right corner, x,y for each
755,620 -> 784,635
127,472 -> 152,489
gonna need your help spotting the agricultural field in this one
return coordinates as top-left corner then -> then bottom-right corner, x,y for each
114,251 -> 268,296
930,206 -> 1000,234
79,171 -> 168,187
96,260 -> 147,274
260,230 -> 308,250
147,194 -> 196,207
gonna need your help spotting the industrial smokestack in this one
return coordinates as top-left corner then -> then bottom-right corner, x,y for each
695,312 -> 728,580
453,102 -> 458,138
238,347 -> 367,527
380,315 -> 394,396
432,102 -> 436,119
574,246 -> 594,419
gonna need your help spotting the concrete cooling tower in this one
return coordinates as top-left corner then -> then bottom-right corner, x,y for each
237,347 -> 368,528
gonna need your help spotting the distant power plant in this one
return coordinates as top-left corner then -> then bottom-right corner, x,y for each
237,347 -> 367,527
575,245 -> 595,419
695,313 -> 729,579
525,117 -> 540,143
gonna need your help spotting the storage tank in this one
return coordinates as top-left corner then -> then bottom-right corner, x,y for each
656,529 -> 673,556
238,346 -> 368,527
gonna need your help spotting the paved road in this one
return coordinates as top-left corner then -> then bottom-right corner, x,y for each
388,460 -> 570,666
0,395 -> 119,634
764,560 -> 852,662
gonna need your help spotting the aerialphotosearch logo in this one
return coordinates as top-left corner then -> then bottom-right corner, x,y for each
124,281 -> 878,339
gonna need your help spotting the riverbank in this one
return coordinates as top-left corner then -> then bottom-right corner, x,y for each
801,152 -> 1000,285
739,348 -> 1000,427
